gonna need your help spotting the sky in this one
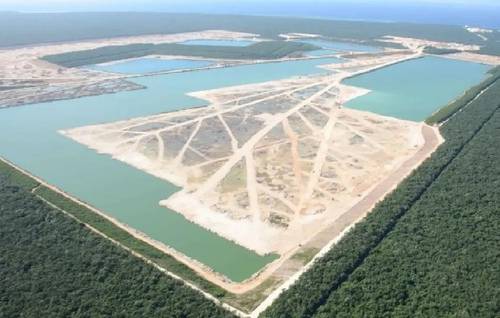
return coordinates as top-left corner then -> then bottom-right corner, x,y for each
1,0 -> 499,11
1,0 -> 499,28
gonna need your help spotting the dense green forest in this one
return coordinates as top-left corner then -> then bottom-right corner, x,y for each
3,12 -> 500,55
478,31 -> 500,56
422,47 -> 460,55
0,169 -> 235,317
262,73 -> 500,317
42,41 -> 317,67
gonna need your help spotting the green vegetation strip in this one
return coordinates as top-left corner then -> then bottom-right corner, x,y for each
0,160 -> 39,191
1,12 -> 491,51
0,173 -> 235,317
426,66 -> 500,125
422,46 -> 460,55
263,78 -> 500,317
43,41 -> 318,67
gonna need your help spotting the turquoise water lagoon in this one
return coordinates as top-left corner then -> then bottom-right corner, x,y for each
179,39 -> 255,46
299,39 -> 381,57
306,49 -> 339,57
343,56 -> 491,121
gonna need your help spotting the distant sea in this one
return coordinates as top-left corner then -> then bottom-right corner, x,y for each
181,2 -> 500,30
4,1 -> 500,30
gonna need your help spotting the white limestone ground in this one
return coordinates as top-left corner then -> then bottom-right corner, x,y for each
62,55 -> 425,256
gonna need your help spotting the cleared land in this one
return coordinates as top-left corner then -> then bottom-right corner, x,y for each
61,50 -> 442,294
63,72 -> 423,255
0,30 -> 256,108
3,12 -> 500,56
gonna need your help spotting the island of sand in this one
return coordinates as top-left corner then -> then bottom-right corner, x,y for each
61,51 -> 433,257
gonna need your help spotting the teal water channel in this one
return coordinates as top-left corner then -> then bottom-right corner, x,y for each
178,39 -> 256,46
0,57 -> 341,282
343,56 -> 491,121
299,39 -> 381,57
86,58 -> 214,74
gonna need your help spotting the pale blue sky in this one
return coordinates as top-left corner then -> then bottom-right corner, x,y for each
1,0 -> 499,11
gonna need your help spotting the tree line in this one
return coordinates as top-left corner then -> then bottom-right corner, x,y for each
43,41 -> 318,68
426,66 -> 500,125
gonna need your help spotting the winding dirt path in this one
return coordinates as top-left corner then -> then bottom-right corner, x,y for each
298,101 -> 338,213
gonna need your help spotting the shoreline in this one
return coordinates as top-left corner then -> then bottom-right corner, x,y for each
0,30 -> 260,51
437,51 -> 500,66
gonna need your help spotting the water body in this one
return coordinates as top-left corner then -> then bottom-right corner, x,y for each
165,2 -> 500,30
8,3 -> 500,30
179,39 -> 255,47
299,39 -> 381,53
299,40 -> 380,57
86,58 -> 213,74
0,57 -> 341,282
306,49 -> 339,57
343,56 -> 491,121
